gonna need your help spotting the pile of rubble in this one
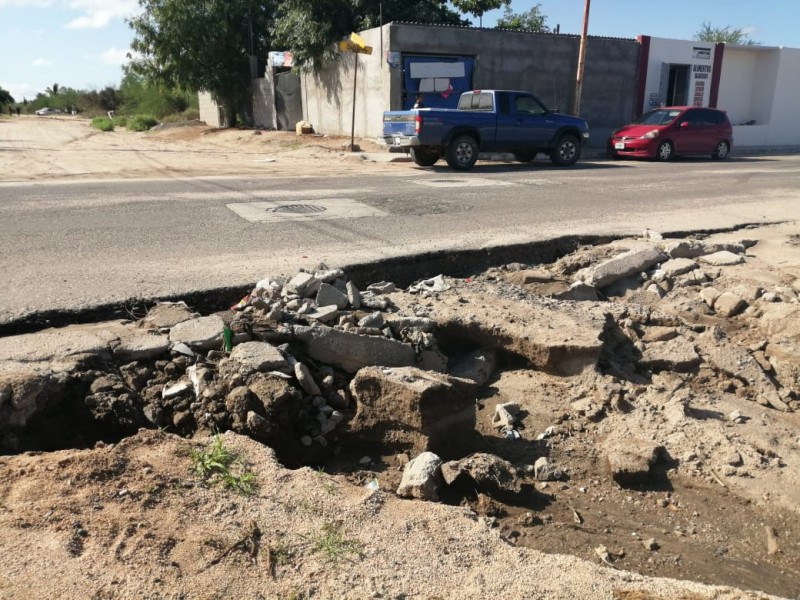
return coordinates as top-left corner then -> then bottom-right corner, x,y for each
2,225 -> 800,594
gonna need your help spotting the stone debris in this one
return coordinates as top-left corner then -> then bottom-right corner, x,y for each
441,453 -> 522,494
700,251 -> 745,267
583,246 -> 668,288
168,315 -> 225,350
396,451 -> 442,501
605,439 -> 664,484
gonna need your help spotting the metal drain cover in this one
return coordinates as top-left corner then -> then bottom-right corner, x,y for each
270,204 -> 327,214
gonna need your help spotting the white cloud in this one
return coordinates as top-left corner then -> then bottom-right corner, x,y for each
100,47 -> 140,66
64,0 -> 139,29
33,58 -> 52,67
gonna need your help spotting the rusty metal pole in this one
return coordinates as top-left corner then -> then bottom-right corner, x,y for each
573,0 -> 591,116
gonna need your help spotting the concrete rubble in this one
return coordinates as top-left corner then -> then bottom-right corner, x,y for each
1,225 -> 800,596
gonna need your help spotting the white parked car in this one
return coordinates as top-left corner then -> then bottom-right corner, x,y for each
35,107 -> 61,116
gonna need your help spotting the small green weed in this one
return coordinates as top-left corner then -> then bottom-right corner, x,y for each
308,522 -> 362,563
90,116 -> 114,131
190,435 -> 257,496
128,114 -> 159,131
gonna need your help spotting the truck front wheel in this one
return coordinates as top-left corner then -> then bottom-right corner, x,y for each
550,134 -> 581,167
410,147 -> 440,167
445,135 -> 479,170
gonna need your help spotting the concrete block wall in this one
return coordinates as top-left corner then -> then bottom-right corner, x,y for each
253,76 -> 277,129
198,91 -> 223,128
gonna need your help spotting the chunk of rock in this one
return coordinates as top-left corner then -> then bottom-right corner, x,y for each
348,366 -> 476,456
714,293 -> 747,317
440,453 -> 521,494
699,286 -> 722,308
585,246 -> 668,288
660,239 -> 705,259
659,258 -> 697,277
294,325 -> 415,374
168,315 -> 224,350
229,341 -> 290,373
700,251 -> 745,267
345,281 -> 361,309
284,272 -> 319,297
559,281 -> 599,301
396,451 -> 442,501
0,364 -> 62,428
491,402 -> 519,429
316,283 -> 348,310
605,439 -> 664,484
139,302 -> 197,329
533,456 -> 565,481
294,362 -> 321,396
305,305 -> 339,323
640,337 -> 701,372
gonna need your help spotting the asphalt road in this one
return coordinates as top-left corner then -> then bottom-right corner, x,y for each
2,155 -> 800,323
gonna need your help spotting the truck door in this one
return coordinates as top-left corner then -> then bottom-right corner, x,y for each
503,93 -> 558,148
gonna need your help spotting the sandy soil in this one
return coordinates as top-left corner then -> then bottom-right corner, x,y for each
0,115 -> 401,182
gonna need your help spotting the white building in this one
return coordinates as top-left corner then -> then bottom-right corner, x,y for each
636,36 -> 800,151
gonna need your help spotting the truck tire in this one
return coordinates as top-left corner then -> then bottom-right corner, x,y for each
550,134 -> 581,167
410,147 -> 440,167
445,135 -> 479,170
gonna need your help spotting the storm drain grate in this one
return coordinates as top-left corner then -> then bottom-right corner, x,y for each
269,204 -> 327,214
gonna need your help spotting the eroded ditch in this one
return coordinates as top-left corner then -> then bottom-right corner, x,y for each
2,227 -> 800,598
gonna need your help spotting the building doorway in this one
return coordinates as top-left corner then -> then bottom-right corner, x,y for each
666,64 -> 690,105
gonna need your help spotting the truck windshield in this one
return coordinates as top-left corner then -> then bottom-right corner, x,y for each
458,93 -> 494,111
633,109 -> 682,125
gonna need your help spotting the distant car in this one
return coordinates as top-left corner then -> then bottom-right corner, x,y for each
608,106 -> 732,161
35,107 -> 60,116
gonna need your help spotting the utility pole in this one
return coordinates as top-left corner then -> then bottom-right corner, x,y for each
573,0 -> 591,116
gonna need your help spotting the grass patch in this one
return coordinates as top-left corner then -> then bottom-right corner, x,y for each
307,522 -> 362,563
190,435 -> 257,496
90,116 -> 114,132
127,114 -> 159,131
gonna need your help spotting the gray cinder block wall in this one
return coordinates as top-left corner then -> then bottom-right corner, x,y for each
304,22 -> 640,146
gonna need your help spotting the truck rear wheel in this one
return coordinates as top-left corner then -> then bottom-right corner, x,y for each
410,147 -> 440,167
550,134 -> 581,167
445,135 -> 479,170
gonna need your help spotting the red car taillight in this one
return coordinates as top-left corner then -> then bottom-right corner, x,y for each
415,114 -> 422,134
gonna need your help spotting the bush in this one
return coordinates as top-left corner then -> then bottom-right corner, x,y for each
111,115 -> 128,128
127,114 -> 159,131
90,117 -> 114,131
160,108 -> 201,124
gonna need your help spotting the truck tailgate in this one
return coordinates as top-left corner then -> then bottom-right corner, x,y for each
382,111 -> 416,137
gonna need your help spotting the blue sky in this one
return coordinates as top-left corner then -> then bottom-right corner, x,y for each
2,0 -> 799,104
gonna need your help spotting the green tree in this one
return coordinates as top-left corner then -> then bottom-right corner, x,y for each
271,0 -> 466,68
128,0 -> 278,126
495,3 -> 548,31
451,0 -> 509,26
0,86 -> 14,107
45,83 -> 61,96
694,21 -> 758,45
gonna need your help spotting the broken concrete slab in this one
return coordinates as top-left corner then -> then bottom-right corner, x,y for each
294,325 -> 415,374
229,341 -> 289,373
316,283 -> 348,310
700,251 -> 745,267
659,258 -> 698,278
392,290 -> 604,377
345,281 -> 361,309
168,315 -> 224,350
113,333 -> 170,362
660,239 -> 705,259
294,362 -> 321,396
397,451 -> 442,501
699,287 -> 721,308
138,302 -> 197,330
640,337 -> 701,372
348,366 -> 476,456
584,246 -> 668,289
305,305 -> 339,323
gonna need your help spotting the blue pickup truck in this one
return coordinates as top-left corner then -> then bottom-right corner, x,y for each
383,90 -> 590,170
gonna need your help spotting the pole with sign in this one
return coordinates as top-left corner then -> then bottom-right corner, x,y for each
338,33 -> 373,151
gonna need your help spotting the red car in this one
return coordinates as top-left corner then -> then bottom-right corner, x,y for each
609,106 -> 733,161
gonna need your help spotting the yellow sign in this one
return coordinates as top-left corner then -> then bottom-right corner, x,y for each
338,33 -> 373,55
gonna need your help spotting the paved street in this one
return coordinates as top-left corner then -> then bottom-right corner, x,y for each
1,155 -> 800,322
